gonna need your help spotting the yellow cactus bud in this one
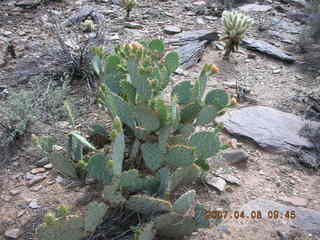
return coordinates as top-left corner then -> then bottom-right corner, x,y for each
230,97 -> 238,105
211,64 -> 220,73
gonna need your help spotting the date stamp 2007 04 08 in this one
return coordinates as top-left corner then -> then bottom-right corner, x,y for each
204,210 -> 296,221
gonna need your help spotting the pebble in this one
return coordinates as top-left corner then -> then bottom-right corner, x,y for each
222,149 -> 249,167
26,174 -> 46,187
206,175 -> 226,192
5,228 -> 22,239
273,69 -> 281,74
124,22 -> 143,29
29,199 -> 40,209
196,17 -> 205,25
44,163 -> 53,169
30,185 -> 42,192
30,168 -> 46,174
9,189 -> 21,196
36,157 -> 49,167
163,25 -> 182,34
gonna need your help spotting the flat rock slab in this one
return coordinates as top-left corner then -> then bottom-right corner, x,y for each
241,38 -> 295,63
216,106 -> 320,152
239,4 -> 272,12
165,30 -> 211,46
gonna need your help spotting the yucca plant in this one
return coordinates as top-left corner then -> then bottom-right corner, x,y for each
220,11 -> 253,59
121,0 -> 137,18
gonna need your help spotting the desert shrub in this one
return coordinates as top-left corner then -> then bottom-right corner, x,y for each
34,39 -> 234,240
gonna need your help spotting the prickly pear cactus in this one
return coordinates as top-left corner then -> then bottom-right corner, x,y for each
38,215 -> 86,240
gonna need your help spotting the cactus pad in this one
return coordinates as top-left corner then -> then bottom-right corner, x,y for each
38,216 -> 86,240
84,202 -> 108,233
126,195 -> 172,215
166,145 -> 195,167
173,190 -> 196,214
49,152 -> 78,179
190,131 -> 220,159
205,89 -> 229,108
141,143 -> 166,171
154,213 -> 198,238
87,153 -> 113,184
196,105 -> 220,125
168,164 -> 201,192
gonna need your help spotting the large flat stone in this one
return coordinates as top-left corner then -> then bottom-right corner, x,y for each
216,106 -> 320,152
241,38 -> 296,63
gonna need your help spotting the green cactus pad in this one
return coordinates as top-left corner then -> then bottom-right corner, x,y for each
69,135 -> 83,162
126,195 -> 172,215
70,131 -> 96,151
173,190 -> 196,214
157,167 -> 170,197
195,203 -> 210,228
190,131 -> 220,159
102,55 -> 124,95
127,57 -> 152,101
87,153 -> 113,184
134,106 -> 160,132
193,68 -> 209,102
158,126 -> 171,153
141,143 -> 166,171
120,169 -> 144,192
165,52 -> 179,73
38,216 -> 86,240
166,145 -> 195,167
180,102 -> 202,123
149,39 -> 165,53
111,131 -> 125,176
168,164 -> 201,192
84,202 -> 108,233
167,135 -> 189,146
172,81 -> 193,105
176,123 -> 195,137
154,212 -> 198,238
196,104 -> 220,125
49,152 -> 78,179
102,184 -> 126,207
205,89 -> 229,108
120,80 -> 136,104
142,175 -> 160,194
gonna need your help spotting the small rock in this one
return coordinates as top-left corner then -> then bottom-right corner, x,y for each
43,163 -> 53,169
196,17 -> 205,25
206,175 -> 226,192
110,34 -> 120,41
223,81 -> 237,89
239,4 -> 272,12
1,195 -> 12,202
30,168 -> 46,174
280,196 -> 308,207
273,69 -> 281,74
5,228 -> 22,239
26,174 -> 46,187
53,145 -> 64,151
164,25 -> 182,34
217,174 -> 241,185
215,42 -> 225,50
36,157 -> 49,167
247,53 -> 256,59
316,76 -> 320,81
192,0 -> 206,6
29,199 -> 40,209
55,176 -> 66,184
56,121 -> 70,129
222,149 -> 249,166
124,22 -> 143,29
204,16 -> 218,21
9,189 -> 21,196
30,185 -> 42,192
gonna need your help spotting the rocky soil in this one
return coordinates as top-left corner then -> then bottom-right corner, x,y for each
1,0 -> 320,239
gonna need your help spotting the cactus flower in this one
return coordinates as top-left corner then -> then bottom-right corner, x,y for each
130,41 -> 144,50
211,64 -> 220,73
230,97 -> 238,105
